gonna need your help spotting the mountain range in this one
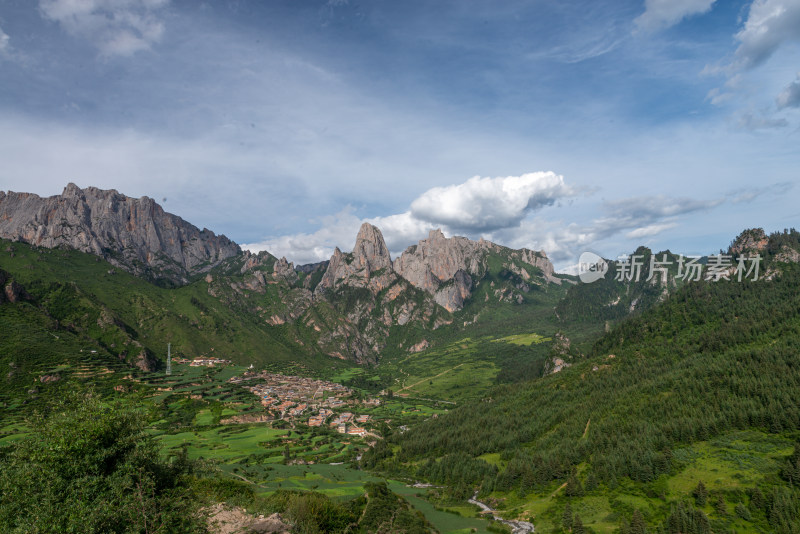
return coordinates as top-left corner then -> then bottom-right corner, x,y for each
0,184 -> 573,370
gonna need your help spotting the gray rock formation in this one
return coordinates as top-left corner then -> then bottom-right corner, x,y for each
0,184 -> 240,284
394,228 -> 559,311
317,223 -> 395,294
312,223 -> 448,360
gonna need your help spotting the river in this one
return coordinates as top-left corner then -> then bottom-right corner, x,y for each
468,491 -> 535,534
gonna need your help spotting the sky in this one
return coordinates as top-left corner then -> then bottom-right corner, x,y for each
0,0 -> 799,270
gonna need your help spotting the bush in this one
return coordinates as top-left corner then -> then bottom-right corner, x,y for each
0,391 -> 205,533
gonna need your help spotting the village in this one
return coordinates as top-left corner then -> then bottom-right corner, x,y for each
170,356 -> 232,367
230,371 -> 381,437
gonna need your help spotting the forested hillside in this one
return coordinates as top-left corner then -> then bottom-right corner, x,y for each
390,232 -> 800,532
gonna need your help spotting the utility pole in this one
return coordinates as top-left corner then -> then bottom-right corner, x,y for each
166,342 -> 171,376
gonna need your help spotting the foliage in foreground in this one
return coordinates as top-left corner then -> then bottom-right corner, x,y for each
0,391 -> 206,534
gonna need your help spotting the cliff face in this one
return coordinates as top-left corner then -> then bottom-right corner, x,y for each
311,223 -> 447,361
393,229 -> 559,311
317,223 -> 396,295
0,184 -> 240,284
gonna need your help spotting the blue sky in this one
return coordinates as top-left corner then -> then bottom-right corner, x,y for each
1,0 -> 799,269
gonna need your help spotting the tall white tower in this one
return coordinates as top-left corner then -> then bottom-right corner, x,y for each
166,343 -> 172,376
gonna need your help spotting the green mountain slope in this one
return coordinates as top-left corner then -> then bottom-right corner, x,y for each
0,240 -> 352,380
393,230 -> 800,532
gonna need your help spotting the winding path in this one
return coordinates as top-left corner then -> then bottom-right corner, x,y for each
397,363 -> 465,393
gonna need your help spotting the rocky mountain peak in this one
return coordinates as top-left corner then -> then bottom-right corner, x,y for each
316,225 -> 395,294
63,182 -> 83,198
353,223 -> 392,272
0,184 -> 240,285
428,228 -> 445,240
393,229 -> 560,311
730,228 -> 768,255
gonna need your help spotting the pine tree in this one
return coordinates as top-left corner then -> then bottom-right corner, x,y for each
562,502 -> 573,531
693,480 -> 708,506
750,486 -> 765,512
573,514 -> 586,534
631,509 -> 647,534
714,493 -> 728,515
735,502 -> 751,521
781,441 -> 800,485
565,475 -> 585,497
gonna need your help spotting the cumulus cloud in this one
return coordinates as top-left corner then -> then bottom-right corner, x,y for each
777,73 -> 800,109
242,209 -> 438,265
634,0 -> 717,32
409,172 -> 575,233
39,0 -> 169,56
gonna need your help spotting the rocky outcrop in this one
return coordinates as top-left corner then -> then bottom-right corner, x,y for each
273,257 -> 298,284
394,228 -> 559,311
0,184 -> 240,284
205,503 -> 291,534
393,230 -> 484,294
730,228 -> 768,255
312,223 -> 448,360
317,223 -> 395,294
432,270 -> 473,311
0,270 -> 28,304
544,332 -> 573,375
775,245 -> 800,264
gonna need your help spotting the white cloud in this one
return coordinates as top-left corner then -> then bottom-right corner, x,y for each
366,212 -> 436,255
602,195 -> 723,220
39,0 -> 169,57
706,0 -> 800,121
634,0 -> 717,32
738,111 -> 789,129
0,25 -> 9,54
777,73 -> 800,108
241,210 -> 436,266
242,208 -> 363,265
733,0 -> 800,70
484,193 -> 728,266
625,222 -> 678,239
409,172 -> 575,232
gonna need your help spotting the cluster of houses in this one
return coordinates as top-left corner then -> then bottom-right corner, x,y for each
171,356 -> 231,367
307,411 -> 372,436
233,371 -> 379,437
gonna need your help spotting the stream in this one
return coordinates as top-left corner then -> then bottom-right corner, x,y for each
468,491 -> 535,534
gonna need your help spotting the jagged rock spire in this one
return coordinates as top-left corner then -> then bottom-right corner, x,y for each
353,223 -> 392,272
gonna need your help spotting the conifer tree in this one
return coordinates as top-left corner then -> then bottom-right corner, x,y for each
572,514 -> 586,534
693,481 -> 708,506
562,502 -> 573,531
630,509 -> 647,534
